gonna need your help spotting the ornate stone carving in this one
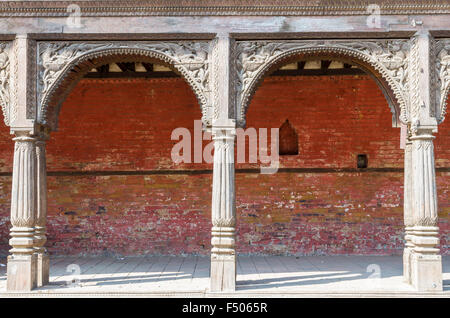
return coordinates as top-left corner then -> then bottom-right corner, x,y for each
211,38 -> 221,122
7,36 -> 37,127
212,217 -> 236,227
210,36 -> 236,124
0,42 -> 10,125
436,39 -> 450,124
408,35 -> 422,122
415,216 -> 438,227
235,40 -> 410,127
38,41 -> 211,128
1,1 -> 450,17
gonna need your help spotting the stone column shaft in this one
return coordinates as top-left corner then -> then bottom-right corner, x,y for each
409,132 -> 442,291
7,135 -> 38,291
34,133 -> 49,287
403,135 -> 414,284
210,127 -> 236,292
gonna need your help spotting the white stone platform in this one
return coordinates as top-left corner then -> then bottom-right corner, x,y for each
0,255 -> 449,297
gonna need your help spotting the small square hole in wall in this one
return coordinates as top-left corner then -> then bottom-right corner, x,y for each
357,154 -> 368,169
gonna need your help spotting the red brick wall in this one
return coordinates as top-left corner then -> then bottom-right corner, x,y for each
0,75 -> 448,256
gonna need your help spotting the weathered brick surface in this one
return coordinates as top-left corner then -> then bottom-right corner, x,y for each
0,76 -> 448,256
240,75 -> 404,169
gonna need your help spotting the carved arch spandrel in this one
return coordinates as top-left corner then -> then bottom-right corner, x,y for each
38,41 -> 211,130
436,39 -> 450,124
0,42 -> 11,126
235,40 -> 411,128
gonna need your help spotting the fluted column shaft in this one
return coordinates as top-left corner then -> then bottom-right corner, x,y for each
409,131 -> 442,291
403,134 -> 414,284
34,132 -> 49,287
7,134 -> 38,291
210,127 -> 236,292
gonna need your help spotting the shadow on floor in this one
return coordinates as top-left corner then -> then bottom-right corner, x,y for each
2,255 -> 449,293
43,272 -> 199,289
237,271 -> 374,290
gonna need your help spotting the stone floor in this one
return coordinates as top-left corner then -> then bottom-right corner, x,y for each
0,255 -> 449,297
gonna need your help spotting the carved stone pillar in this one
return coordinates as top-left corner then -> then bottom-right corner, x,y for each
34,131 -> 49,287
210,127 -> 236,292
409,130 -> 442,291
403,132 -> 414,284
7,134 -> 38,291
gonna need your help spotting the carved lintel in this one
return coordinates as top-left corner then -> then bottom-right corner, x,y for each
37,41 -> 211,129
235,39 -> 410,128
1,2 -> 450,18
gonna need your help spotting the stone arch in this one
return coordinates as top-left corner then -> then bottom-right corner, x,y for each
235,40 -> 410,128
37,41 -> 211,130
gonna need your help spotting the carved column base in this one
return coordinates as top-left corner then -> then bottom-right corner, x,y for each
403,226 -> 414,284
410,253 -> 442,291
410,226 -> 442,291
210,226 -> 236,292
36,252 -> 49,287
35,225 -> 49,287
7,254 -> 37,291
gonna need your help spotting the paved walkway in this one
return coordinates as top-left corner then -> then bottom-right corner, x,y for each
0,255 -> 449,297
